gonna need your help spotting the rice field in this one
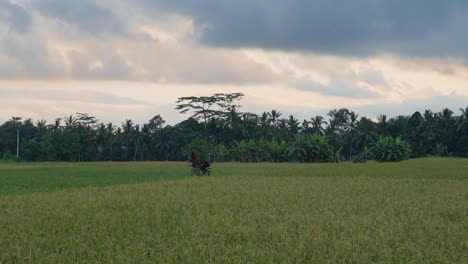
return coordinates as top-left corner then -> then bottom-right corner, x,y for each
0,159 -> 467,263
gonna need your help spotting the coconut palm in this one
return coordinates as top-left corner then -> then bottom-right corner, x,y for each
355,117 -> 378,151
377,114 -> 390,137
458,107 -> 468,136
268,110 -> 282,125
310,116 -> 327,135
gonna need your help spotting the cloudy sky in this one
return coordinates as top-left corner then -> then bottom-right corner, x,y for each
1,0 -> 468,124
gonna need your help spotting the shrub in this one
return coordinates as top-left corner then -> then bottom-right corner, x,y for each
368,136 -> 411,162
212,144 -> 230,162
188,152 -> 211,176
183,139 -> 212,176
287,133 -> 334,163
182,139 -> 212,161
1,151 -> 21,162
267,139 -> 287,162
353,147 -> 373,163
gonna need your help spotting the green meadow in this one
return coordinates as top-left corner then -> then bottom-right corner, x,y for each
0,159 -> 467,263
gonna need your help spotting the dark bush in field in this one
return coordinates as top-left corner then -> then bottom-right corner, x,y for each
188,152 -> 211,176
183,139 -> 212,175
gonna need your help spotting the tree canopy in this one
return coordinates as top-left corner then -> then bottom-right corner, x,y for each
1,93 -> 468,162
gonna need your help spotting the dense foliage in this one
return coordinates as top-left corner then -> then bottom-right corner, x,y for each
369,137 -> 411,162
1,93 -> 468,162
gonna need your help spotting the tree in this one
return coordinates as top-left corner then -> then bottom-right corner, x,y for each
437,108 -> 455,155
458,107 -> 468,136
354,117 -> 378,152
2,93 -> 467,163
176,93 -> 244,124
286,115 -> 300,138
377,114 -> 391,137
310,116 -> 327,135
148,115 -> 165,134
268,110 -> 282,126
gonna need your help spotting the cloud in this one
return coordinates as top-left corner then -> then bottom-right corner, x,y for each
0,0 -> 467,123
0,87 -> 148,105
297,80 -> 380,99
0,1 -> 32,34
138,0 -> 468,59
32,0 -> 126,36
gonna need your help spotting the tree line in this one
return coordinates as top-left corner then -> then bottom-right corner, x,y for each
1,93 -> 468,162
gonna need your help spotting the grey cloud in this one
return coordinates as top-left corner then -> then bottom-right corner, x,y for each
0,34 -> 53,77
66,50 -> 133,80
0,87 -> 148,105
137,0 -> 468,58
0,1 -> 32,33
297,80 -> 380,98
33,0 -> 126,35
359,70 -> 388,87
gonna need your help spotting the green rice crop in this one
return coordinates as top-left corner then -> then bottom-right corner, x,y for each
0,158 -> 466,263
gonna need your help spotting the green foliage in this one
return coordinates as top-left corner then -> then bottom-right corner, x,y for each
368,136 -> 411,162
353,147 -> 372,163
267,138 -> 287,162
232,140 -> 249,162
1,96 -> 468,162
434,143 -> 447,157
334,146 -> 343,163
1,151 -> 20,162
182,139 -> 213,161
287,133 -> 334,163
22,139 -> 43,161
212,144 -> 230,162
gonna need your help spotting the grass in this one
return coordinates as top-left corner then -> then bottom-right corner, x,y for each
0,158 -> 467,263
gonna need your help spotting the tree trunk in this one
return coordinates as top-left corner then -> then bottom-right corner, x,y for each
133,144 -> 138,161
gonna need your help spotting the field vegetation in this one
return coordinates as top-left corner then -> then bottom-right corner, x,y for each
0,158 -> 466,263
1,93 -> 468,163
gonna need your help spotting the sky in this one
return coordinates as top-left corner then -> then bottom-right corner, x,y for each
1,0 -> 468,124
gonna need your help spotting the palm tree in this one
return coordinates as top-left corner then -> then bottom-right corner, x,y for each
156,129 -> 173,161
268,110 -> 282,126
347,112 -> 359,159
458,107 -> 468,136
355,117 -> 378,152
287,115 -> 300,136
122,119 -> 134,160
310,116 -> 327,135
377,114 -> 390,137
260,112 -> 271,138
437,108 -> 454,155
64,115 -> 77,129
